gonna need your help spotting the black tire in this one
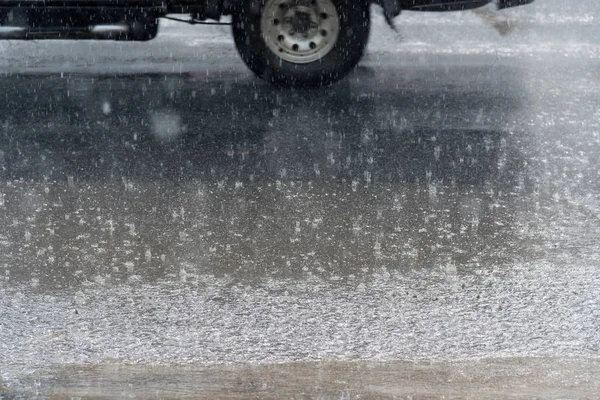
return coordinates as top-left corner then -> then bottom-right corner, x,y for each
232,0 -> 370,87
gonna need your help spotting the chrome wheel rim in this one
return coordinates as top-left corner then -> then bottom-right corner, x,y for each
260,0 -> 340,64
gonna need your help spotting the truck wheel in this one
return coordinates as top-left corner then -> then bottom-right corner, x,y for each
232,0 -> 370,87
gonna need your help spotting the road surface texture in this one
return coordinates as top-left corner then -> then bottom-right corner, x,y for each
1,0 -> 600,398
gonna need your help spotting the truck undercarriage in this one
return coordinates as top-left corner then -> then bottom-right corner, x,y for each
0,0 -> 534,86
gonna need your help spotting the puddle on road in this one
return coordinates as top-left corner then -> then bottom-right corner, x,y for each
4,358 -> 599,399
0,72 -> 535,289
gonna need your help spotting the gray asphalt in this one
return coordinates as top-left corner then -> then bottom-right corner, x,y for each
1,1 -> 600,397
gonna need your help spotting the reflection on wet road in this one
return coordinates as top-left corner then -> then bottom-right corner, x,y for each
0,68 -> 534,285
2,10 -> 600,396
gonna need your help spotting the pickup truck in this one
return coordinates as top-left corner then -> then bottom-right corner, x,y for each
0,0 -> 534,86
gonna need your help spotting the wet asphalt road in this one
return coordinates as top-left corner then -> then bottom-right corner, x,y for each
1,1 -> 600,397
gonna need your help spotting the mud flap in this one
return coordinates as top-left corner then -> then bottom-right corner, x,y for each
381,0 -> 400,29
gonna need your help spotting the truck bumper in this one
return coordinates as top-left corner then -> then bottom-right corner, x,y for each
498,0 -> 535,9
381,0 -> 534,27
